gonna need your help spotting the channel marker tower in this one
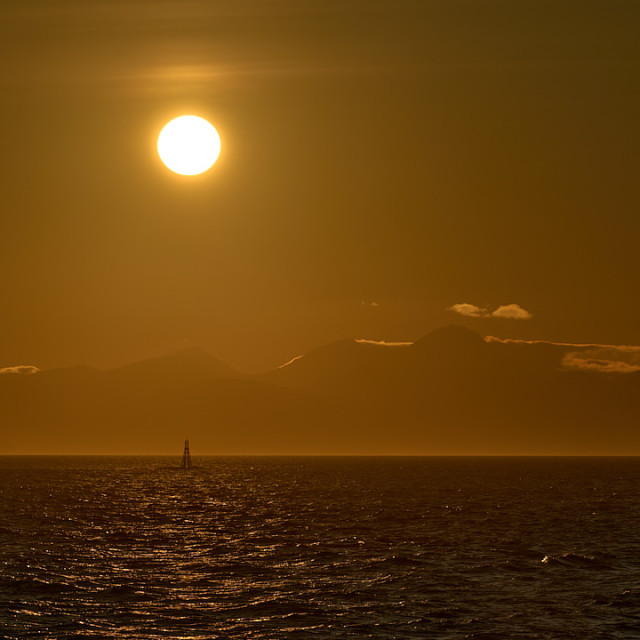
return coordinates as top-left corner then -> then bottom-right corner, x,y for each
181,439 -> 192,469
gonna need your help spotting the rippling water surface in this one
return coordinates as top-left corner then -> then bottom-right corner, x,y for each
1,456 -> 640,639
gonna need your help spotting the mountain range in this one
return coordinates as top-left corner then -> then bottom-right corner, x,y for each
2,326 -> 639,455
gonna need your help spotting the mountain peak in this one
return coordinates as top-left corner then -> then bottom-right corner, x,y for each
110,347 -> 240,381
412,325 -> 486,350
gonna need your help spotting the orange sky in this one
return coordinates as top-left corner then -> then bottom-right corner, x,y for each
1,1 -> 639,373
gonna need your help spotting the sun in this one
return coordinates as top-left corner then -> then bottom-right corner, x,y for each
157,115 -> 221,176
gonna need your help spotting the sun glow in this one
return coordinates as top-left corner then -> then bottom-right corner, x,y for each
157,115 -> 221,175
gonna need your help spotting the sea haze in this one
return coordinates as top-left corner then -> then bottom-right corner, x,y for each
1,456 -> 640,639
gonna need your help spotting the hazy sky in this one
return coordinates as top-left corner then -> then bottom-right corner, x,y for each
2,0 -> 639,373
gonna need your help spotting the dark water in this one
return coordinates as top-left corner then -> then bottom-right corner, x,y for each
1,457 -> 640,639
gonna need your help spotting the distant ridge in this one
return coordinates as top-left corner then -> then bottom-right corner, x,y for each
111,347 -> 240,377
30,364 -> 103,381
2,326 -> 640,455
411,324 -> 487,352
110,347 -> 240,382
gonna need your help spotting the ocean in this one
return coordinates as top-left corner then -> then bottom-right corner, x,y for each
1,457 -> 639,639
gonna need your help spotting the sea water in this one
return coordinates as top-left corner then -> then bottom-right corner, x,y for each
1,456 -> 639,639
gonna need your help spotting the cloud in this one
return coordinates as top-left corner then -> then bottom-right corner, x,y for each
448,303 -> 489,318
490,304 -> 532,320
448,302 -> 532,320
485,337 -> 571,346
278,355 -> 304,369
562,347 -> 640,374
486,337 -> 640,374
355,339 -> 413,346
0,365 -> 39,375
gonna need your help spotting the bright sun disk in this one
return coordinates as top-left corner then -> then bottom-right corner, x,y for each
157,115 -> 221,175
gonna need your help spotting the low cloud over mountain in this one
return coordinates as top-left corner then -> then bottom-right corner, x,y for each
0,365 -> 39,375
487,337 -> 640,374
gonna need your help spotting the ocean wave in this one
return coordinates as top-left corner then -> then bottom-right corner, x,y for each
540,552 -> 612,569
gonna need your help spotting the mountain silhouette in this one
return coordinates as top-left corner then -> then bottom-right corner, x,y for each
2,326 -> 640,455
108,347 -> 241,390
411,324 -> 488,355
